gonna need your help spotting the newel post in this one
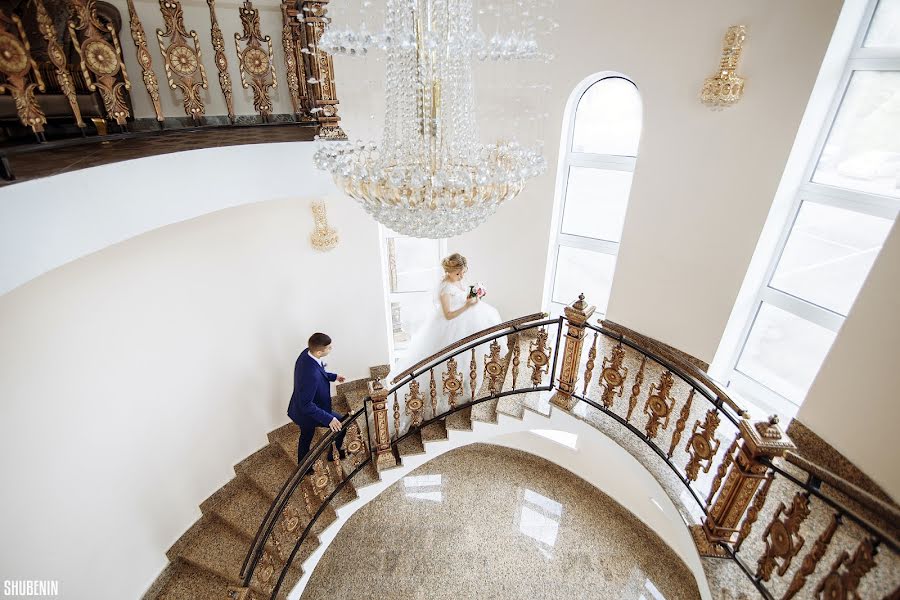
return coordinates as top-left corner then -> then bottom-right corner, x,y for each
691,415 -> 796,557
550,293 -> 596,411
368,379 -> 395,471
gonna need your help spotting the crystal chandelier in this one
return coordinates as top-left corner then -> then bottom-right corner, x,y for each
313,0 -> 547,238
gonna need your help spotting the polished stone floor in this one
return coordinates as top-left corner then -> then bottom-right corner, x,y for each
301,444 -> 700,600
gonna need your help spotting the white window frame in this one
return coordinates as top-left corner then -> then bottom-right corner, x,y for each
542,72 -> 640,317
711,0 -> 900,418
378,226 -> 448,367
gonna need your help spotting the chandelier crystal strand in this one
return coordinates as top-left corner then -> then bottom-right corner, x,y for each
313,0 -> 547,238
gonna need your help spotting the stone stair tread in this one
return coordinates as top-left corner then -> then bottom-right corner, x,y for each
166,514 -> 295,594
144,558 -> 232,600
234,444 -> 297,500
420,420 -> 448,443
497,394 -> 526,419
350,460 -> 381,488
200,477 -> 274,542
342,388 -> 369,412
445,406 -> 473,430
470,398 -> 499,423
396,431 -> 426,456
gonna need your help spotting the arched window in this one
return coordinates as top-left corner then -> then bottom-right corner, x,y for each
543,74 -> 642,315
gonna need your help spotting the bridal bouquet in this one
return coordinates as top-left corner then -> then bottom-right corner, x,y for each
468,283 -> 487,299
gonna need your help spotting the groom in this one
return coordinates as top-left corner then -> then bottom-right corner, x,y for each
288,332 -> 348,465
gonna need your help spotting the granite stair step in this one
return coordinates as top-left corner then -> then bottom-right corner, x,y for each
235,443 -> 297,500
470,397 -> 499,423
200,477 -> 277,543
445,406 -> 473,430
420,420 -> 448,443
349,460 -> 381,489
143,558 -> 232,600
166,514 -> 299,597
497,394 -> 527,419
396,430 -> 426,457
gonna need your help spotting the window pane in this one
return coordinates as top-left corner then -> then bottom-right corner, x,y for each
572,77 -> 642,156
770,202 -> 893,315
864,0 -> 900,48
551,246 -> 616,312
560,167 -> 632,242
736,303 -> 837,404
389,237 -> 442,292
812,71 -> 900,198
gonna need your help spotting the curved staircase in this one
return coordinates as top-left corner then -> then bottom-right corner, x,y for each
143,310 -> 900,600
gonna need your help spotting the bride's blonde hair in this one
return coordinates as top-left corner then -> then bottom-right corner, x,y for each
441,253 -> 467,274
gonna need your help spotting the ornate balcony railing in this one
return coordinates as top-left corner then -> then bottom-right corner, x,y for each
235,294 -> 899,600
0,0 -> 345,182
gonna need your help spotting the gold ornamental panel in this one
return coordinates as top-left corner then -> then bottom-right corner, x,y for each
643,370 -> 675,440
684,408 -> 721,481
0,32 -> 28,74
756,492 -> 810,581
598,342 -> 627,408
813,539 -> 876,599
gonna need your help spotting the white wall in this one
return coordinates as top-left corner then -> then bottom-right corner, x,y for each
797,220 -> 900,502
0,197 -> 389,599
0,143 -> 335,295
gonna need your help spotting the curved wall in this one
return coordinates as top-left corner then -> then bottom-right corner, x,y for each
0,193 -> 389,599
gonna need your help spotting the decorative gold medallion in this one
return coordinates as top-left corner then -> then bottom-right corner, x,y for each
167,44 -> 198,76
598,342 -> 628,408
442,356 -> 463,408
0,33 -> 28,73
528,328 -> 550,387
404,379 -> 425,428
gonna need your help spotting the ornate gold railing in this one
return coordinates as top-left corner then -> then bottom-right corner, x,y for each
0,0 -> 344,180
236,294 -> 899,600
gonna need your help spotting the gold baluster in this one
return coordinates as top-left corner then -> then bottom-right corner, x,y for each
34,0 -> 85,127
0,11 -> 47,136
483,338 -> 504,394
206,0 -> 235,122
782,514 -> 839,600
668,390 -> 694,459
469,348 -> 477,403
684,408 -> 721,481
626,356 -> 646,422
429,368 -> 437,418
392,391 -> 400,439
643,370 -> 675,440
404,379 -> 425,428
443,356 -> 462,409
510,332 -> 521,389
581,331 -> 598,396
598,341 -> 628,408
528,327 -> 550,387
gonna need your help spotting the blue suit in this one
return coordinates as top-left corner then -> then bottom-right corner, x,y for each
288,348 -> 345,463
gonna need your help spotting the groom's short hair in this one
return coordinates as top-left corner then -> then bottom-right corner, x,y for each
308,332 -> 332,350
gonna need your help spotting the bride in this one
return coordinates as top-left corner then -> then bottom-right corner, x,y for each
386,253 -> 505,436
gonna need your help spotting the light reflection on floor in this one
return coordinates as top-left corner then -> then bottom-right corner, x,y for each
403,474 -> 443,502
517,488 -> 563,556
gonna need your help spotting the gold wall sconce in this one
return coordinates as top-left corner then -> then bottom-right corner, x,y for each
700,25 -> 747,110
310,200 -> 339,251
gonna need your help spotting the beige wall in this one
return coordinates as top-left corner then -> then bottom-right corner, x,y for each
797,220 -> 900,503
334,0 -> 843,356
0,197 -> 388,598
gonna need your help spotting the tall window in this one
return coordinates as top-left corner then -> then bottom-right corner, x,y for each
543,75 -> 642,316
717,0 -> 899,416
380,228 -> 447,367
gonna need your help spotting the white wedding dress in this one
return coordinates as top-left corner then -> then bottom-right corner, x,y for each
386,279 -> 506,437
